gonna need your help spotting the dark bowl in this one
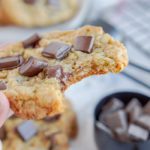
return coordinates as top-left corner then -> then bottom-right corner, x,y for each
94,91 -> 150,150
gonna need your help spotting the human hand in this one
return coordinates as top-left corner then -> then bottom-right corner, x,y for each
0,92 -> 13,150
0,92 -> 13,127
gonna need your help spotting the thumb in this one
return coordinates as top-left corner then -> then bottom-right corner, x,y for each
0,92 -> 10,128
0,140 -> 2,150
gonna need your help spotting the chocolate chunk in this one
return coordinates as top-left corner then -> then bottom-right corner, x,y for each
16,121 -> 38,141
42,42 -> 72,60
96,121 -> 113,136
19,57 -> 47,77
128,124 -> 149,141
135,115 -> 150,130
0,81 -> 7,90
115,130 -> 129,143
0,126 -> 6,140
102,98 -> 124,113
44,114 -> 61,122
74,36 -> 95,53
125,98 -> 142,122
23,34 -> 41,48
0,55 -> 24,71
143,101 -> 150,114
61,72 -> 71,84
45,65 -> 64,79
24,0 -> 36,5
102,110 -> 127,132
45,65 -> 71,85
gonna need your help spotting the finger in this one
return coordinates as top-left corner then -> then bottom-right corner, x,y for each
0,92 -> 10,127
0,140 -> 2,150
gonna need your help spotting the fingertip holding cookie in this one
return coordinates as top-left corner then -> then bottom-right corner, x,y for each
0,140 -> 2,150
0,92 -> 10,127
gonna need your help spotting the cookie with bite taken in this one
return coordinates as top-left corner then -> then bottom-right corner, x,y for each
0,26 -> 128,119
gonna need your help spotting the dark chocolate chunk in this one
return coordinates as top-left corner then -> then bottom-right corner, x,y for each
45,65 -> 71,85
60,72 -> 71,84
42,42 -> 72,60
74,36 -> 94,53
0,126 -> 6,140
45,65 -> 64,79
96,121 -> 113,136
19,57 -> 48,77
0,81 -> 7,90
125,98 -> 142,122
135,115 -> 150,130
16,121 -> 38,141
0,55 -> 24,71
23,34 -> 41,48
115,130 -> 129,143
143,101 -> 150,115
128,124 -> 149,141
102,110 -> 127,132
44,114 -> 61,122
102,98 -> 124,113
24,0 -> 36,5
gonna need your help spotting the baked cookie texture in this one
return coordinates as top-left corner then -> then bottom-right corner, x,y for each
0,0 -> 78,27
1,100 -> 77,150
0,26 -> 128,119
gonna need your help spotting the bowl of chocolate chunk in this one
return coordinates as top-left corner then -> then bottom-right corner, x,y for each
94,91 -> 150,150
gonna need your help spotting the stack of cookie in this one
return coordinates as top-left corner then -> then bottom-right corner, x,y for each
0,0 -> 78,27
0,100 -> 77,150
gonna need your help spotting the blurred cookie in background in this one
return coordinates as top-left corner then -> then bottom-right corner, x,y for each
0,100 -> 78,150
0,0 -> 78,27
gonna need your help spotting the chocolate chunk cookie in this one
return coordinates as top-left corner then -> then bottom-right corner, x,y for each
0,26 -> 128,119
2,100 -> 77,150
0,0 -> 78,27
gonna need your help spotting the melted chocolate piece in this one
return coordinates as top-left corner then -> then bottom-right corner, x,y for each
45,65 -> 70,85
128,124 -> 149,141
24,0 -> 36,4
42,42 -> 72,60
23,34 -> 41,48
16,121 -> 38,141
74,36 -> 95,53
19,57 -> 48,77
0,81 -> 7,90
44,114 -> 61,122
0,55 -> 24,71
0,126 -> 6,140
45,65 -> 64,79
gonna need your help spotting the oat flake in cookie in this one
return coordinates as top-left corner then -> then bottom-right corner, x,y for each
0,26 -> 128,119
